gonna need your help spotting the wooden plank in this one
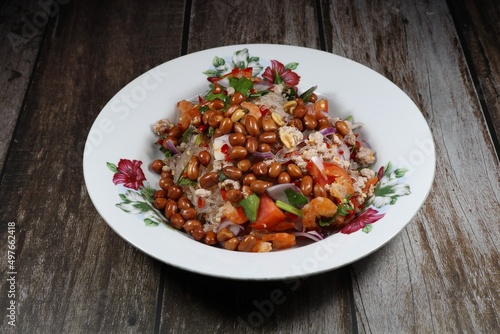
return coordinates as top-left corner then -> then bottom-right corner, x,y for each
449,0 -> 500,151
158,1 -> 355,333
0,0 -> 186,333
321,0 -> 500,332
0,0 -> 46,171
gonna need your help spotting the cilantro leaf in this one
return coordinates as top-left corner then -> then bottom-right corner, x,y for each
319,216 -> 335,227
229,77 -> 254,97
284,188 -> 308,208
239,194 -> 260,222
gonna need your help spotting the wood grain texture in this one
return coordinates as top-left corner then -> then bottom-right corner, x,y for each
0,0 -> 185,333
450,0 -> 500,150
0,0 -> 46,171
321,0 -> 500,332
187,0 -> 321,52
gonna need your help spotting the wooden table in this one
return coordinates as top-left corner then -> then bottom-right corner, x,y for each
1,0 -> 499,333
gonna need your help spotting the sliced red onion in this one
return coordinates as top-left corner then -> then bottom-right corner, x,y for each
338,142 -> 350,161
266,183 -> 302,204
292,230 -> 324,242
165,139 -> 180,155
217,220 -> 244,236
254,81 -> 274,91
320,111 -> 335,123
252,151 -> 274,159
311,155 -> 325,172
360,139 -> 371,148
319,127 -> 336,136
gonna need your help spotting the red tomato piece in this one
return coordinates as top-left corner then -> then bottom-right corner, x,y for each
249,194 -> 286,230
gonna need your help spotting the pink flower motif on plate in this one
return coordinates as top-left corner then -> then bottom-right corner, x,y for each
262,60 -> 300,86
112,159 -> 146,190
340,208 -> 385,234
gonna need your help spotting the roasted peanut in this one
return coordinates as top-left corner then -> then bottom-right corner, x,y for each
238,235 -> 257,252
204,231 -> 217,245
335,120 -> 350,136
245,115 -> 260,137
237,159 -> 252,172
245,136 -> 258,153
226,189 -> 243,203
224,237 -> 240,251
154,189 -> 168,199
268,162 -> 282,178
257,143 -> 271,152
293,104 -> 307,118
186,155 -> 200,181
278,172 -> 291,184
150,159 -> 164,174
223,166 -> 243,180
153,197 -> 168,210
198,150 -> 211,166
303,114 -> 317,130
261,115 -> 277,132
183,219 -> 202,233
199,172 -> 219,189
230,92 -> 246,105
177,197 -> 193,209
210,98 -> 225,110
191,227 -> 205,241
229,146 -> 248,160
233,122 -> 247,134
243,173 -> 257,186
229,133 -> 246,146
250,180 -> 270,195
170,213 -> 184,229
287,164 -> 303,179
259,131 -> 277,144
208,113 -> 224,128
300,176 -> 314,196
164,200 -> 178,219
217,228 -> 234,242
313,183 -> 327,198
167,185 -> 183,200
219,117 -> 233,134
180,208 -> 197,220
252,162 -> 268,176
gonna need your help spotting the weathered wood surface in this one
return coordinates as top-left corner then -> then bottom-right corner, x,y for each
0,0 -> 499,333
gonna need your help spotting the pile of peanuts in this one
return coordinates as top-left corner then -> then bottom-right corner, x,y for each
150,90 -> 353,251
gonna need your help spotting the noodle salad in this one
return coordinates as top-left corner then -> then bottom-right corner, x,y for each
108,48 -> 411,252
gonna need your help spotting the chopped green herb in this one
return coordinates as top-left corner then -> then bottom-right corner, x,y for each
164,150 -> 173,158
181,127 -> 193,143
199,105 -> 209,113
319,216 -> 335,227
299,85 -> 317,103
336,202 -> 353,216
178,176 -> 196,186
275,200 -> 302,217
239,194 -> 260,222
284,188 -> 308,208
208,127 -> 215,137
229,77 -> 254,97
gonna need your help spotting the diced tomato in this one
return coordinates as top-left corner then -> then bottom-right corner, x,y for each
249,194 -> 286,230
323,163 -> 354,195
223,203 -> 248,224
268,221 -> 295,232
306,161 -> 328,186
362,176 -> 379,193
259,105 -> 270,116
197,197 -> 205,209
221,189 -> 227,201
221,144 -> 230,154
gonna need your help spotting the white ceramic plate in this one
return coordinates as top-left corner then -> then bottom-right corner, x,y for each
83,44 -> 435,280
